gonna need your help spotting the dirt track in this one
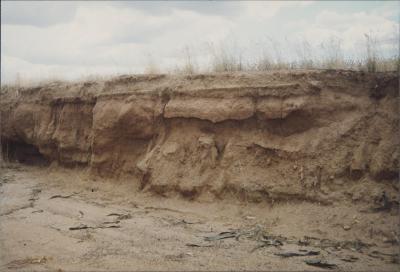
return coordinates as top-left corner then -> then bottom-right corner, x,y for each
1,164 -> 398,271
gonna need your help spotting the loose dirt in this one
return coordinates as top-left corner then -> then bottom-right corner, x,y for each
0,70 -> 399,270
0,164 -> 398,271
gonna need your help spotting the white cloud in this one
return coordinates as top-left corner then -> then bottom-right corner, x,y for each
1,54 -> 139,86
1,1 -> 398,84
1,2 -> 237,83
297,9 -> 399,58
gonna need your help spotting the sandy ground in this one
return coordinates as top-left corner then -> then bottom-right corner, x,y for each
0,164 -> 399,271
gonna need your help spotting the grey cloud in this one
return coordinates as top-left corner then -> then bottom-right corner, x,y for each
1,1 -> 77,27
112,1 -> 243,16
109,18 -> 189,46
110,30 -> 161,45
1,1 -> 240,29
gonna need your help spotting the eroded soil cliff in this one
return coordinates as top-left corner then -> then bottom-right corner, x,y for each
1,70 -> 399,204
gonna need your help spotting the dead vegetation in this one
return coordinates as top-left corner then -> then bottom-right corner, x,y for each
2,34 -> 398,89
173,34 -> 399,74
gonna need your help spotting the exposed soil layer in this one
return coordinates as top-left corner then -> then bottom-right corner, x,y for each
0,70 -> 399,205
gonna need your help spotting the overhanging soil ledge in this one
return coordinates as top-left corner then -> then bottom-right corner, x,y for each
1,70 -> 399,204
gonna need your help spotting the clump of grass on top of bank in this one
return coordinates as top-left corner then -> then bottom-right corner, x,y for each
175,34 -> 399,74
2,34 -> 398,89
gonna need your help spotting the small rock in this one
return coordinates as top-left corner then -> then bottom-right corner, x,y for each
198,136 -> 214,147
162,142 -> 179,156
343,225 -> 351,231
309,80 -> 322,92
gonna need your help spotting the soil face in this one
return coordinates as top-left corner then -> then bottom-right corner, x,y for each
0,165 -> 399,271
0,70 -> 399,270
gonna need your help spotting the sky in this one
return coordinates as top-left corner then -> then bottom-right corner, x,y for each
1,1 -> 399,84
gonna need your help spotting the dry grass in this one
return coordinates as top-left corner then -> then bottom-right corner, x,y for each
2,34 -> 398,88
174,34 -> 399,74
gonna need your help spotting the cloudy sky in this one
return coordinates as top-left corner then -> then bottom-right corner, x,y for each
1,1 -> 399,84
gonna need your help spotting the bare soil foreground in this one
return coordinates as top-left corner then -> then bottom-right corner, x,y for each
0,70 -> 399,271
1,165 -> 399,271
